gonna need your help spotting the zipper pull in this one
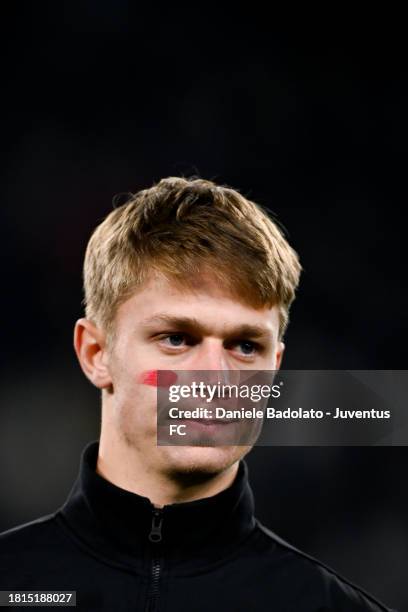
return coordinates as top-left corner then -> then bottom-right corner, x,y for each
148,509 -> 163,543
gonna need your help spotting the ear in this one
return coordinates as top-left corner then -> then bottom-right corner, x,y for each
73,318 -> 112,389
275,341 -> 285,370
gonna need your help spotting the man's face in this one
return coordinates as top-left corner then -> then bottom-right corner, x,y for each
100,272 -> 284,478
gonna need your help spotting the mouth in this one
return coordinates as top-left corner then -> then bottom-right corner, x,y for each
187,418 -> 238,425
173,418 -> 241,435
156,416 -> 258,446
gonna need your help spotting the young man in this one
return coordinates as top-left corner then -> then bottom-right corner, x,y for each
0,178 -> 396,611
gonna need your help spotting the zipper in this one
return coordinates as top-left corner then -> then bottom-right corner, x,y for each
145,509 -> 163,612
148,509 -> 163,544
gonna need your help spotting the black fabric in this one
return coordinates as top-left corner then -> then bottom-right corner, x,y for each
0,440 -> 397,611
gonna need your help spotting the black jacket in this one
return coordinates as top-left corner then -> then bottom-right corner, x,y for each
0,441 -> 397,611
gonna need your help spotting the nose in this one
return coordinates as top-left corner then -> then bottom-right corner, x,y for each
190,339 -> 232,383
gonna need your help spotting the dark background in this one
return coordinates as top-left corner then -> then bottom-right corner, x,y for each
0,5 -> 406,610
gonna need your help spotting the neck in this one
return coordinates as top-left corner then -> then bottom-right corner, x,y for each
97,426 -> 239,507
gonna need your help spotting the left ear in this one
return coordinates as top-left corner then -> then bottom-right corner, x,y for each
73,318 -> 113,389
275,341 -> 285,370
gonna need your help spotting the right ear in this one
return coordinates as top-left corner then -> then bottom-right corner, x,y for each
73,318 -> 113,389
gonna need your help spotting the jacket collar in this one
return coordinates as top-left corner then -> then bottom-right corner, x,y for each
58,440 -> 256,575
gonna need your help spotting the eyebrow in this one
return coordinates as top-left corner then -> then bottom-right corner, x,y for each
139,314 -> 274,341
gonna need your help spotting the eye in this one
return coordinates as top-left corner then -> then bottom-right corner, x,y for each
234,340 -> 259,356
159,333 -> 190,348
161,333 -> 186,347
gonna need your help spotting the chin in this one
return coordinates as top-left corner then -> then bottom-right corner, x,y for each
158,445 -> 250,478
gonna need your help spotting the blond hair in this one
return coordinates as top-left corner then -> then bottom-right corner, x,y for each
83,177 -> 301,341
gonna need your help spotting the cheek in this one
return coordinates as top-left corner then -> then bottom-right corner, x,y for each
138,370 -> 158,386
138,370 -> 178,387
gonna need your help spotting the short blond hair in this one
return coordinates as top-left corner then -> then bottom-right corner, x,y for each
83,177 -> 302,341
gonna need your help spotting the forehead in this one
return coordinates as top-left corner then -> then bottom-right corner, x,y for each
115,272 -> 280,337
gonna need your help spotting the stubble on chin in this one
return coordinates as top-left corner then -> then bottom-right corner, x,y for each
157,445 -> 248,486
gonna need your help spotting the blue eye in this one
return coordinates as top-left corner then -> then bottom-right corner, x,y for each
238,341 -> 256,355
164,334 -> 185,347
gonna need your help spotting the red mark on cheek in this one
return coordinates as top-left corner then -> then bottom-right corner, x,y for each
139,370 -> 178,387
139,370 -> 158,386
